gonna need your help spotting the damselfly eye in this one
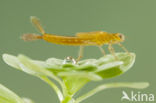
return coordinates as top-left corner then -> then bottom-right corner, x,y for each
118,33 -> 125,41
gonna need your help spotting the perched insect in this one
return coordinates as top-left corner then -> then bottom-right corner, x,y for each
22,16 -> 130,62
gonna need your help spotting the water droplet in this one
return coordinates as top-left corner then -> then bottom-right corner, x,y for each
63,56 -> 76,64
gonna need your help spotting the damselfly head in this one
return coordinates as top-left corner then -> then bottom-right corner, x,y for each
116,33 -> 125,42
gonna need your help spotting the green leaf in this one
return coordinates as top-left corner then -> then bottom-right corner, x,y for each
62,77 -> 89,95
75,82 -> 149,103
2,53 -> 135,79
0,84 -> 24,103
17,55 -> 65,94
58,72 -> 102,81
58,72 -> 102,95
74,65 -> 97,71
3,54 -> 61,81
2,52 -> 148,103
2,54 -> 21,70
95,53 -> 135,78
17,54 -> 47,75
2,54 -> 65,96
22,98 -> 35,103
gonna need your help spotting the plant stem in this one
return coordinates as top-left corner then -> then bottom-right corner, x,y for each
39,76 -> 64,101
61,95 -> 76,103
75,82 -> 149,103
44,70 -> 68,97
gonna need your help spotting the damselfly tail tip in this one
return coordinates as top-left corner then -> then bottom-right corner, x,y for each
21,33 -> 42,41
30,16 -> 38,20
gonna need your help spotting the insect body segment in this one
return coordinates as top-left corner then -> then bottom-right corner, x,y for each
76,31 -> 124,45
42,33 -> 95,46
22,16 -> 129,61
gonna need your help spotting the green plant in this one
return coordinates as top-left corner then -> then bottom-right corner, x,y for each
1,52 -> 149,103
